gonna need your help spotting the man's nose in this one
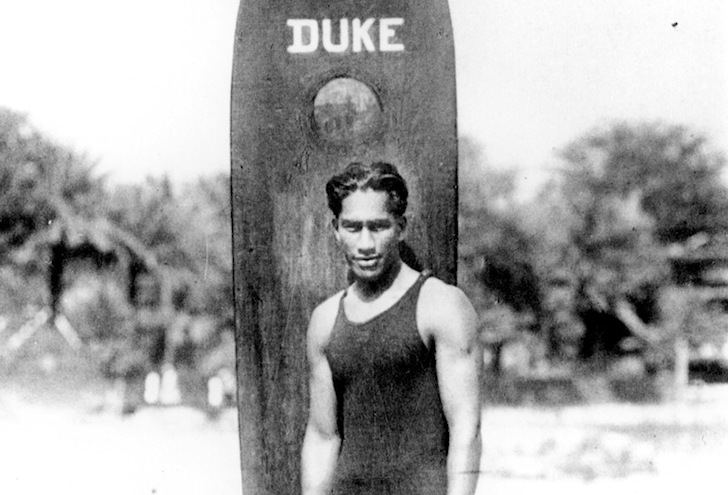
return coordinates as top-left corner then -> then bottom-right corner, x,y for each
357,228 -> 375,252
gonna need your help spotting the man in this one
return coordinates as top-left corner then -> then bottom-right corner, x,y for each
301,162 -> 482,495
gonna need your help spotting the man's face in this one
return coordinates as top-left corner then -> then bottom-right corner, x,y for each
333,189 -> 405,283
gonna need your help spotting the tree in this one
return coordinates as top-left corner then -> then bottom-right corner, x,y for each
0,107 -> 120,316
560,122 -> 728,243
176,174 -> 233,322
532,121 -> 728,364
103,174 -> 234,389
106,174 -> 232,316
458,137 -> 542,371
0,108 -> 105,264
0,107 -> 234,403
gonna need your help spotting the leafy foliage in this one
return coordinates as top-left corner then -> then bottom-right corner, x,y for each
459,122 -> 728,365
0,108 -> 105,267
0,107 -> 234,388
560,122 -> 728,243
106,174 -> 232,316
458,137 -> 542,369
532,122 -> 727,360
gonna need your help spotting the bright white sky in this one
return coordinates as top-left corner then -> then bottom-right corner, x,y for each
0,0 -> 725,188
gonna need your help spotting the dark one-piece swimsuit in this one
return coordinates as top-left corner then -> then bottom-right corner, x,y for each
323,270 -> 449,495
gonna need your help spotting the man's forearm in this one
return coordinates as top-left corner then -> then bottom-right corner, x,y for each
446,430 -> 481,495
301,427 -> 340,495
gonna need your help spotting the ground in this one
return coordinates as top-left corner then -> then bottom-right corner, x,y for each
478,385 -> 728,494
1,383 -> 726,494
1,338 -> 727,494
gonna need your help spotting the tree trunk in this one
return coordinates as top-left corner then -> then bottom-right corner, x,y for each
673,336 -> 689,399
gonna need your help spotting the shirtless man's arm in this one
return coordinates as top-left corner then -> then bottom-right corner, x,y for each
301,297 -> 341,495
420,280 -> 482,495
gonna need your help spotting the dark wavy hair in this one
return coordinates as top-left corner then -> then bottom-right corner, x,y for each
325,162 -> 408,218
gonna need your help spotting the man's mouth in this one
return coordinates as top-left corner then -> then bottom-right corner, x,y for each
354,257 -> 379,268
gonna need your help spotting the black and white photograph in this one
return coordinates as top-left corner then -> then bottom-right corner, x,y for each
0,1 -> 726,494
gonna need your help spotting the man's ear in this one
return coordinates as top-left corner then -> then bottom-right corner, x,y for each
397,216 -> 407,240
331,217 -> 341,242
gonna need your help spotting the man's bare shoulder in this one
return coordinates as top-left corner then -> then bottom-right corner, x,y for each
420,277 -> 473,310
308,290 -> 344,348
419,277 -> 477,339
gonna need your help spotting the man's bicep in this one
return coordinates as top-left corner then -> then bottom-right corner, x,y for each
306,309 -> 339,437
436,342 -> 481,415
433,291 -> 481,424
307,357 -> 338,435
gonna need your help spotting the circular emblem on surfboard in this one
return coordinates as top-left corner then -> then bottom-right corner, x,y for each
312,77 -> 382,145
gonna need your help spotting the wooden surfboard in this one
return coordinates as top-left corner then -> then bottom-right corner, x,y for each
231,1 -> 457,493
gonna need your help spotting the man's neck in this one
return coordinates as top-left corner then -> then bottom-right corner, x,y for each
353,260 -> 404,302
